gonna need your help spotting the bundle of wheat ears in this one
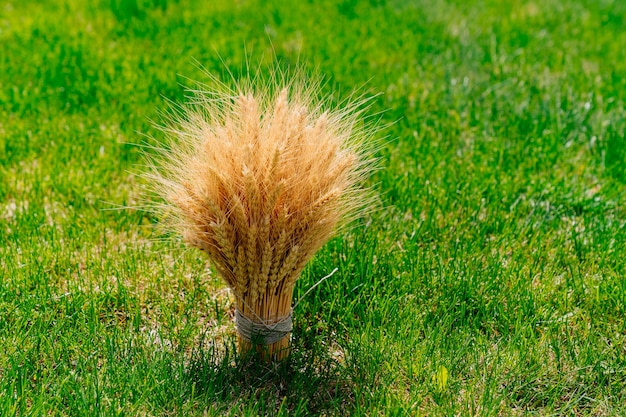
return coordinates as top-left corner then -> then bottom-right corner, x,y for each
148,68 -> 378,360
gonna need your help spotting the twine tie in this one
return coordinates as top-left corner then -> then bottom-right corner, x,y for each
235,309 -> 293,345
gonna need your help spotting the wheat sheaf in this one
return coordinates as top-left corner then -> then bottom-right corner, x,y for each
146,67 -> 379,360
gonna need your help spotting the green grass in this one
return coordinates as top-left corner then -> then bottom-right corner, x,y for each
1,0 -> 626,415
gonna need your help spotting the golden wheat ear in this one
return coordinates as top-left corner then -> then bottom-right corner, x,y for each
145,64 -> 381,361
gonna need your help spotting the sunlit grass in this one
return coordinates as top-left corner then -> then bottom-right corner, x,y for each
1,0 -> 625,415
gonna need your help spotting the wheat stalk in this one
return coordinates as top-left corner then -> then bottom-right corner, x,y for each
146,66 -> 379,360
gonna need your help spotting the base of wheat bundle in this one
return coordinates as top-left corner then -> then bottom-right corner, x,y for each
147,67 -> 378,361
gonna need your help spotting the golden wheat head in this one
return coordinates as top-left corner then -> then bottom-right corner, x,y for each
145,66 -> 379,357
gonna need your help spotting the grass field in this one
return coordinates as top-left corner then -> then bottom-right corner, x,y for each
1,0 -> 626,415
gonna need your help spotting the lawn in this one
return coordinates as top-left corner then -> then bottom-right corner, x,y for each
1,0 -> 626,415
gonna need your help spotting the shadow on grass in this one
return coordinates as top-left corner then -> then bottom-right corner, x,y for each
181,326 -> 355,415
